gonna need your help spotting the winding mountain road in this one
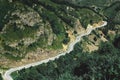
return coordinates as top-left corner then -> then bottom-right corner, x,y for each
3,21 -> 107,80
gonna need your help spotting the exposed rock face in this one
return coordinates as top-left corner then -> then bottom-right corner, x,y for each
2,3 -> 56,48
74,19 -> 85,35
11,11 -> 41,27
3,3 -> 42,31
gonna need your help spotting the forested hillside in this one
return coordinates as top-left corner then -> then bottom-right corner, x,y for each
12,37 -> 120,80
0,0 -> 103,68
10,0 -> 120,80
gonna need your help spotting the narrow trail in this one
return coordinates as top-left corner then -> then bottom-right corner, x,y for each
3,21 -> 107,80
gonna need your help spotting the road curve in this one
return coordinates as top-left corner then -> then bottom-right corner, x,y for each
3,21 -> 107,80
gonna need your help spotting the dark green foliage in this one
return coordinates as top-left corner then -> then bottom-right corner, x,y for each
104,2 -> 120,19
74,62 -> 90,77
113,11 -> 120,24
113,35 -> 120,49
12,40 -> 120,80
0,0 -> 13,31
2,24 -> 39,42
102,2 -> 120,32
77,9 -> 102,28
57,72 -> 79,80
1,44 -> 22,60
0,74 -> 3,80
9,0 -> 120,80
18,0 -> 37,6
40,9 -> 65,35
62,37 -> 70,44
2,52 -> 22,61
98,41 -> 115,54
0,1 -> 120,79
0,0 -> 103,60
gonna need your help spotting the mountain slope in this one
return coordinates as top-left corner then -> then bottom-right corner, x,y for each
0,0 -> 103,68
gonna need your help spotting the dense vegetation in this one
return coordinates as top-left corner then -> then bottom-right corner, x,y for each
0,0 -> 13,31
12,39 -> 120,80
0,74 -> 3,80
10,0 -> 120,80
0,0 -> 102,61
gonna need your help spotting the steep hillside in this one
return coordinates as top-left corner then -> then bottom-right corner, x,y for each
10,0 -> 120,80
0,0 -> 103,68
